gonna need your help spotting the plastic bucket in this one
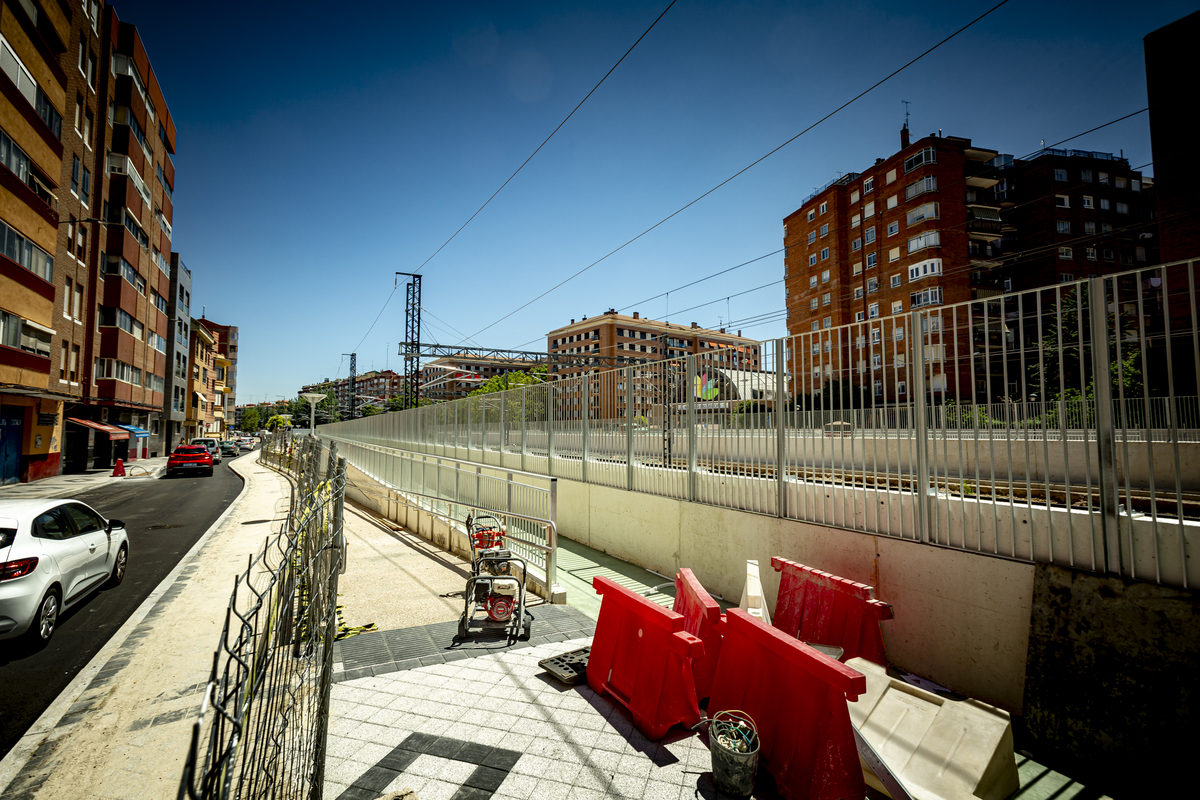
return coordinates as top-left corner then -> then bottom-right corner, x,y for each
709,710 -> 759,797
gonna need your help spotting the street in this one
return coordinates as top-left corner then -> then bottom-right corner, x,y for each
0,454 -> 245,760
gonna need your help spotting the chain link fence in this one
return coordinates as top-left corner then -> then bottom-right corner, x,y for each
179,434 -> 346,800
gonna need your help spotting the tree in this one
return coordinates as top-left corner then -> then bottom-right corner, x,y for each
469,365 -> 549,396
265,414 -> 291,431
1027,289 -> 1142,402
240,407 -> 260,432
291,383 -> 341,425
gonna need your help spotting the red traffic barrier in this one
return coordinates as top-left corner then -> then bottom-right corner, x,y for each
111,459 -> 125,477
709,609 -> 866,800
588,576 -> 704,740
771,557 -> 894,665
671,568 -> 724,702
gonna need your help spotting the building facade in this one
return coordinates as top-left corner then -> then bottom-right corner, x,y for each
198,315 -> 236,426
419,358 -> 538,402
184,318 -> 216,440
0,0 -> 72,483
161,250 -> 190,450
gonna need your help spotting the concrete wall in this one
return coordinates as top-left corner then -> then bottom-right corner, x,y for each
557,476 -> 1035,713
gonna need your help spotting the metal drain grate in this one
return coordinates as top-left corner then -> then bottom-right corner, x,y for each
539,646 -> 590,685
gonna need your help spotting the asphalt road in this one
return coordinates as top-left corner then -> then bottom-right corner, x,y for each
0,453 -> 245,760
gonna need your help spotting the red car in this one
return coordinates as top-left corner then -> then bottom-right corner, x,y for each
166,444 -> 214,477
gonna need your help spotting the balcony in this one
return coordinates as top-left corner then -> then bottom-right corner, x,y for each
107,154 -> 151,208
966,218 -> 1003,241
969,240 -> 1004,267
964,160 -> 1000,189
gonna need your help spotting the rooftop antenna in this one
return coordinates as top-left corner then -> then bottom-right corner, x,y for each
902,100 -> 910,129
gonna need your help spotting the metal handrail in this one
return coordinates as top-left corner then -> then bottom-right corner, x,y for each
323,434 -> 554,483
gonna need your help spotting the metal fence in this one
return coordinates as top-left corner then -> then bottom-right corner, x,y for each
320,260 -> 1200,589
179,436 -> 346,800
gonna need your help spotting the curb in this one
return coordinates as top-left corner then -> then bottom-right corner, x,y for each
0,454 -> 258,793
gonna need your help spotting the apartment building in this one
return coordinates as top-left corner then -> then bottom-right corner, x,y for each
161,251 -> 190,450
53,3 -> 177,468
0,0 -> 72,483
546,311 -> 762,420
301,369 -> 409,414
996,150 -> 1157,291
184,318 -> 216,441
420,358 -> 539,402
199,315 -> 237,426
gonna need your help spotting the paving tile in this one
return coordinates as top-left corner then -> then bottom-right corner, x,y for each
609,771 -> 648,798
449,786 -> 493,800
616,752 -> 653,779
530,778 -> 572,800
418,778 -> 462,800
511,753 -> 552,776
583,747 -> 622,774
495,771 -> 539,799
325,759 -> 368,786
378,748 -> 421,773
384,774 -> 428,795
347,741 -> 394,766
593,731 -> 630,754
352,765 -> 401,791
541,758 -> 583,785
643,779 -> 683,800
454,740 -> 494,764
482,747 -> 522,771
464,764 -> 508,791
573,764 -> 614,792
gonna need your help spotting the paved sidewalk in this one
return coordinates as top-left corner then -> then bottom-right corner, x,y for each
0,456 -> 170,500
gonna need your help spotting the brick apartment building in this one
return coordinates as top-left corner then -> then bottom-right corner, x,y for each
54,3 -> 177,469
162,251 -> 190,450
302,369 -> 408,416
0,0 -> 74,483
184,318 -> 218,440
547,311 -> 761,420
199,315 -> 237,427
420,357 -> 540,402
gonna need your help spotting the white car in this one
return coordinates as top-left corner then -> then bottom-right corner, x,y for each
0,499 -> 129,644
191,437 -> 221,464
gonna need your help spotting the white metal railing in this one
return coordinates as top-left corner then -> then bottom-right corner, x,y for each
320,259 -> 1200,590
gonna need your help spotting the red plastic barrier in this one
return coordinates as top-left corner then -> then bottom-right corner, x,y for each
671,568 -> 724,701
588,576 -> 704,740
709,609 -> 866,800
771,557 -> 894,665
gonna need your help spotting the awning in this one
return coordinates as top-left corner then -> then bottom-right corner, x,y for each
67,417 -> 130,440
116,424 -> 150,438
22,319 -> 56,335
194,391 -> 208,403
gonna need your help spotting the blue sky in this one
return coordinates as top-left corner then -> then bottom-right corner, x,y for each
111,0 -> 1192,403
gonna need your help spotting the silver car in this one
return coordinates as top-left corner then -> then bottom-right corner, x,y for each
0,499 -> 129,644
190,437 -> 221,464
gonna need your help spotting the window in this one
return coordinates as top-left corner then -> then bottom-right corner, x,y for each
808,231 -> 816,244
909,287 -> 942,308
1103,248 -> 1114,261
851,213 -> 861,228
1116,202 -> 1129,214
872,353 -> 883,369
1082,196 -> 1093,209
851,237 -> 862,252
908,258 -> 942,281
819,202 -> 828,214
822,316 -> 831,329
868,303 -> 879,319
104,257 -> 145,293
1099,198 -> 1111,211
1099,172 -> 1109,184
811,321 -> 819,331
886,169 -> 897,184
891,301 -> 903,314
1132,180 -> 1141,192
867,277 -> 878,294
863,201 -> 875,218
905,176 -> 936,200
87,53 -> 96,90
855,311 -> 865,322
874,381 -> 883,397
1060,273 -> 1074,283
1084,221 -> 1096,235
819,224 -> 828,238
80,168 -> 90,207
887,194 -> 898,210
908,230 -> 940,254
71,156 -> 80,196
0,219 -> 54,281
904,147 -> 937,173
894,325 -> 905,340
807,209 -> 815,222
153,290 -> 168,314
1101,222 -> 1112,233
853,286 -> 864,299
1081,170 -> 1093,182
73,281 -> 82,319
866,253 -> 877,269
822,292 -> 831,305
1136,247 -> 1147,261
83,110 -> 93,147
888,247 -> 901,263
1055,195 -> 1070,208
1054,168 -> 1068,181
852,261 -> 863,275
63,278 -> 73,318
1086,247 -> 1097,261
1058,247 -> 1073,259
887,221 -> 899,236
809,298 -> 818,310
863,177 -> 874,194
809,275 -> 817,288
1056,220 -> 1071,234
1115,177 -> 1127,189
906,202 -> 939,226
821,269 -> 830,283
808,254 -> 817,266
891,274 -> 901,288
69,344 -> 79,382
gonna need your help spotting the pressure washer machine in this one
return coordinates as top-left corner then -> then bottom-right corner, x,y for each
458,514 -> 532,640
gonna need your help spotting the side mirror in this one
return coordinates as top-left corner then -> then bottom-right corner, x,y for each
106,519 -> 125,533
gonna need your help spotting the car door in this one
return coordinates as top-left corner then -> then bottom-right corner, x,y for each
32,507 -> 90,602
62,503 -> 111,587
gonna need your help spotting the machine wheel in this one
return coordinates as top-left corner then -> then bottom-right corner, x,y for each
522,620 -> 532,640
106,545 -> 128,587
457,616 -> 468,639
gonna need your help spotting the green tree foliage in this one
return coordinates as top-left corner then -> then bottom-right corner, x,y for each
291,384 -> 341,426
265,414 -> 291,431
239,407 -> 260,432
1028,289 -> 1142,401
469,366 -> 549,396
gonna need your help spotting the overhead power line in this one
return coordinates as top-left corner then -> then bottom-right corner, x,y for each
458,0 -> 1013,344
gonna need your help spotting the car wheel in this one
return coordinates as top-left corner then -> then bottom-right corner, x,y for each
28,589 -> 60,644
107,545 -> 128,587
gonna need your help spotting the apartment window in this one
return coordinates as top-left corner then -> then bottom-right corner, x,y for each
887,221 -> 899,236
887,195 -> 898,210
1081,170 -> 1093,182
1058,247 -> 1073,260
1055,194 -> 1069,208
891,301 -> 903,314
891,274 -> 901,288
80,168 -> 90,207
1082,196 -> 1093,209
74,95 -> 82,132
807,209 -> 815,222
852,261 -> 863,275
69,344 -> 79,382
811,321 -> 819,331
104,257 -> 145,293
1101,222 -> 1112,233
1136,247 -> 1147,261
868,303 -> 879,319
864,226 -> 876,244
1054,168 -> 1068,181
851,237 -> 862,252
1099,172 -> 1109,184
63,278 -> 74,319
908,230 -> 940,254
1060,273 -> 1074,283
808,254 -> 817,267
886,169 -> 897,184
1086,247 -> 1098,261
823,316 -> 832,329
0,219 -> 54,281
1115,176 -> 1127,189
872,353 -> 883,369
874,381 -> 883,397
905,175 -> 936,200
71,156 -> 80,196
810,298 -> 818,310
1056,221 -> 1071,234
87,53 -> 96,90
863,177 -> 874,194
866,253 -> 877,269
853,286 -> 864,299
819,202 -> 828,214
77,41 -> 85,74
851,213 -> 861,228
819,223 -> 829,238
1004,279 -> 1012,292
822,292 -> 831,306
821,269 -> 830,283
867,277 -> 878,294
855,311 -> 865,322
908,258 -> 942,281
895,325 -> 905,340
809,275 -> 817,288
1116,202 -> 1129,214
808,231 -> 816,244
73,281 -> 83,319
909,287 -> 943,308
889,247 -> 901,263
1132,180 -> 1141,192
1103,248 -> 1114,261
1099,199 -> 1111,211
864,201 -> 875,217
83,111 -> 93,148
904,147 -> 937,173
906,202 -> 939,226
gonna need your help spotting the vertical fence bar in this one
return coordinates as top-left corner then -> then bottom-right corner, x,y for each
911,311 -> 930,543
686,354 -> 697,502
547,382 -> 555,478
626,365 -> 634,490
582,373 -> 590,484
776,339 -> 787,518
1088,276 -> 1121,574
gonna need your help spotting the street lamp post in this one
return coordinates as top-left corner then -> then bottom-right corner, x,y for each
300,392 -> 325,437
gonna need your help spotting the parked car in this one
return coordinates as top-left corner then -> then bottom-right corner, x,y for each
0,499 -> 128,643
220,441 -> 239,457
238,437 -> 253,450
168,444 -> 214,477
190,437 -> 221,464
